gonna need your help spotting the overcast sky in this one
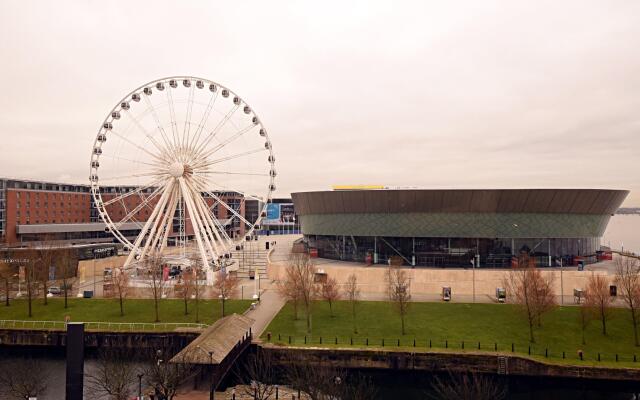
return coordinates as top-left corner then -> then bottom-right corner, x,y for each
1,1 -> 639,204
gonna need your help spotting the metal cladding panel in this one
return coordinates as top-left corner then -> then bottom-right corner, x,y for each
523,190 -> 556,211
469,190 -> 501,212
341,190 -> 367,213
291,189 -> 628,216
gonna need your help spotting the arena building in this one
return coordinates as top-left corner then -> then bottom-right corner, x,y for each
291,189 -> 628,268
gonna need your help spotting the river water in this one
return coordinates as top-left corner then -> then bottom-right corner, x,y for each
603,214 -> 640,254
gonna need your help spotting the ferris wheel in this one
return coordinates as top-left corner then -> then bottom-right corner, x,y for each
89,76 -> 275,281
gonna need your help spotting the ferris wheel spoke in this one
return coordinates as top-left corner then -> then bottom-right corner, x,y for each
113,185 -> 165,227
123,109 -> 171,159
197,170 -> 269,177
197,123 -> 259,161
202,177 -> 266,203
165,86 -> 181,156
191,174 -> 255,228
182,84 -> 196,156
100,153 -> 164,169
179,178 -> 216,264
188,90 -> 218,158
137,181 -> 176,261
109,129 -> 169,164
142,94 -> 178,160
192,104 -> 240,157
188,176 -> 237,247
192,147 -> 266,170
102,177 -> 164,207
98,171 -> 166,182
143,185 -> 178,260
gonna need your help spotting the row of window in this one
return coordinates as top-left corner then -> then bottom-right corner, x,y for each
16,201 -> 87,209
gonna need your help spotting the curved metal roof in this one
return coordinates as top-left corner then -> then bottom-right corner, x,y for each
292,189 -> 628,216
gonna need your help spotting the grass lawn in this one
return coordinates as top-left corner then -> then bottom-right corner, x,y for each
0,298 -> 252,327
263,300 -> 640,368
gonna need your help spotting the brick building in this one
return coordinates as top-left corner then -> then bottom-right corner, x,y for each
0,178 -> 246,247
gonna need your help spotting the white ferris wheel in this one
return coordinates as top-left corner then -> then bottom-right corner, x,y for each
89,76 -> 275,283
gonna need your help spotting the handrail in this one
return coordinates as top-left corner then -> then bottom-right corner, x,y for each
0,319 -> 208,332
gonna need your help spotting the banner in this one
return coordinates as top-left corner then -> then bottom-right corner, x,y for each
263,203 -> 281,223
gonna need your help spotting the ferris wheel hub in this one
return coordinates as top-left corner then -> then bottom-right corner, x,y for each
169,162 -> 185,178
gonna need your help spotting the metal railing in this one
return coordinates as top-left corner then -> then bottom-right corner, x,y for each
0,319 -> 209,332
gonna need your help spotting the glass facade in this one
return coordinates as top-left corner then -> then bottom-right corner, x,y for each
306,235 -> 601,268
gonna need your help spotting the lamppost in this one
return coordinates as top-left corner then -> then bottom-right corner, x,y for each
559,256 -> 564,305
137,373 -> 144,400
470,258 -> 475,303
208,351 -> 215,400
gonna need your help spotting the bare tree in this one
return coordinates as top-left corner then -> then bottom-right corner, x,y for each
188,254 -> 204,323
57,247 -> 76,309
578,302 -> 593,345
21,248 -> 40,318
320,276 -> 341,317
614,255 -> 640,346
112,266 -> 129,317
584,274 -> 614,336
86,348 -> 137,400
145,251 -> 166,322
177,269 -> 194,316
0,357 -> 49,400
233,349 -> 277,400
33,242 -> 57,306
276,260 -> 302,320
344,274 -> 361,334
142,348 -> 197,400
428,371 -> 507,400
0,260 -> 13,307
212,269 -> 240,317
503,253 -> 556,343
387,265 -> 411,335
290,254 -> 319,333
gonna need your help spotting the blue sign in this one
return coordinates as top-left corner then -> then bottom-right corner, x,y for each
265,203 -> 280,222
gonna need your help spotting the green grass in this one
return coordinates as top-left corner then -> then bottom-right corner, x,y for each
0,298 -> 251,328
263,300 -> 640,368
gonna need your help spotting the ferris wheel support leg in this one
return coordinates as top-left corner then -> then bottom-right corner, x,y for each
139,181 -> 175,262
184,178 -> 223,257
179,178 -> 214,285
183,183 -> 217,263
123,180 -> 172,268
152,187 -> 178,256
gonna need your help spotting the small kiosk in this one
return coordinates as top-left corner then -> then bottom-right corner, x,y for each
496,287 -> 506,303
442,287 -> 452,302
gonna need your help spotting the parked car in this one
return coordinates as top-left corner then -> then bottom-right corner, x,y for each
48,286 -> 61,295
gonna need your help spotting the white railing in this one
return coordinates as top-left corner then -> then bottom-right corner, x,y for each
0,319 -> 208,332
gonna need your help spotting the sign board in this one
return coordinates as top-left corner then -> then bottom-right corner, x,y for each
263,203 -> 296,225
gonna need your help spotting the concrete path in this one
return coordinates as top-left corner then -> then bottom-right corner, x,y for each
244,282 -> 286,339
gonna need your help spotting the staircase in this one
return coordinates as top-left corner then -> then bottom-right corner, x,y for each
497,356 -> 508,375
231,247 -> 269,280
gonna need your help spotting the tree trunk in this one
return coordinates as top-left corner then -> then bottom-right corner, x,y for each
43,281 -> 48,305
221,298 -> 225,317
119,294 -> 124,317
352,302 -> 357,333
154,296 -> 159,322
602,310 -> 607,335
293,300 -> 298,320
184,297 -> 188,315
4,279 -> 9,306
306,305 -> 312,333
27,287 -> 32,318
632,308 -> 639,346
528,318 -> 535,343
329,301 -> 333,317
401,314 -> 405,335
63,279 -> 68,309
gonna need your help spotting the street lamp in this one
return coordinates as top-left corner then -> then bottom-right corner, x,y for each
208,351 -> 215,400
137,373 -> 144,400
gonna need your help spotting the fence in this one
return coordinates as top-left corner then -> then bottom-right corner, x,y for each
265,333 -> 639,365
0,319 -> 208,332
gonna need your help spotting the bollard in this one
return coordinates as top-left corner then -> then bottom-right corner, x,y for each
563,351 -> 565,359
289,336 -> 291,344
276,385 -> 279,399
616,354 -> 618,362
279,334 -> 281,341
462,341 -> 464,350
528,346 -> 531,355
511,343 -> 514,353
635,355 -> 637,362
445,340 -> 448,349
397,339 -> 400,347
598,353 -> 601,361
335,337 -> 338,345
545,348 -> 548,358
579,351 -> 583,361
304,336 -> 307,344
494,343 -> 497,351
351,337 -> 353,345
382,339 -> 385,347
366,338 -> 369,346
429,339 -> 432,348
267,332 -> 271,342
478,342 -> 481,350
413,338 -> 416,347
319,336 -> 322,344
